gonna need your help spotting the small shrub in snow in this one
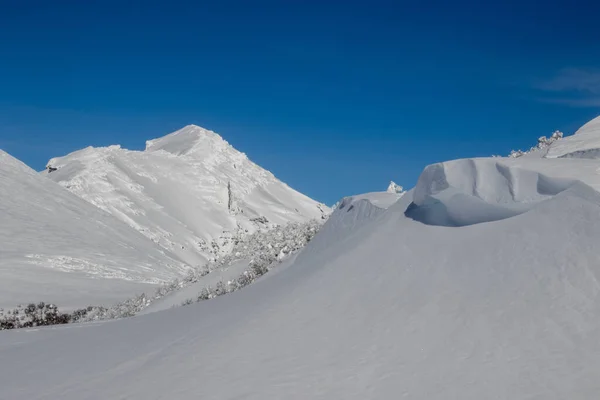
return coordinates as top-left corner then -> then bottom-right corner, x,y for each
77,219 -> 322,321
0,303 -> 71,330
0,220 -> 323,330
509,130 -> 563,158
180,221 -> 321,306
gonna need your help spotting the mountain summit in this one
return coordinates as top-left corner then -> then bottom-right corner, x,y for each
145,124 -> 228,156
44,125 -> 329,266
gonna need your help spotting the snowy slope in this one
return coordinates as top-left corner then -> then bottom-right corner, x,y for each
546,115 -> 600,158
139,253 -> 302,315
3,158 -> 600,398
0,150 -> 183,310
510,115 -> 600,159
6,118 -> 600,398
44,125 -> 329,266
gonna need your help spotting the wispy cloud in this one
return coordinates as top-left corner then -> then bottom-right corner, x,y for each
537,96 -> 600,107
538,68 -> 600,94
535,68 -> 600,108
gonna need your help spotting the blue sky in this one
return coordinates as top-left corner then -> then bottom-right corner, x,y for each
1,0 -> 599,205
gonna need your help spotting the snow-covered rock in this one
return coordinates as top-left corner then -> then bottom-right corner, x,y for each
0,150 -> 182,310
386,180 -> 404,194
43,125 -> 329,266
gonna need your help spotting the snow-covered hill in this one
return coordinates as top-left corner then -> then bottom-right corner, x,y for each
509,115 -> 600,159
546,115 -> 600,158
4,117 -> 600,398
4,152 -> 600,398
0,150 -> 183,310
43,125 -> 329,266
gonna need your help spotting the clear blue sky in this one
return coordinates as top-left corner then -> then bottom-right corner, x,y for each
1,0 -> 599,205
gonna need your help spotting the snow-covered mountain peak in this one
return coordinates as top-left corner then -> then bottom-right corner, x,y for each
43,125 -> 329,266
145,124 -> 232,157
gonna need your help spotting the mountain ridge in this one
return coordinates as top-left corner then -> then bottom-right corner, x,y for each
43,125 -> 329,266
0,149 -> 183,309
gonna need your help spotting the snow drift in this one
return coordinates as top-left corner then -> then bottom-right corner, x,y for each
406,158 -> 577,226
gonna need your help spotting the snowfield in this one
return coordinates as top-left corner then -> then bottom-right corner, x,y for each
3,117 -> 600,398
2,163 -> 600,398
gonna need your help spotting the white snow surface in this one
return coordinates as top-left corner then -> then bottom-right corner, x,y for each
4,151 -> 600,398
406,158 -> 578,226
8,117 -> 600,398
43,125 -> 329,266
0,150 -> 183,310
339,191 -> 405,210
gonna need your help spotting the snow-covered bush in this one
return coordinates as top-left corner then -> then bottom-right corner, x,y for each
0,220 -> 324,330
509,130 -> 563,158
76,219 -> 322,322
178,221 -> 321,306
0,303 -> 71,330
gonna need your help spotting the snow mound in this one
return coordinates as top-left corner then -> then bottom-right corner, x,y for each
325,195 -> 390,234
406,158 -> 577,226
329,192 -> 405,229
546,115 -> 600,158
0,150 -> 182,309
341,191 -> 404,210
44,125 -> 329,266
